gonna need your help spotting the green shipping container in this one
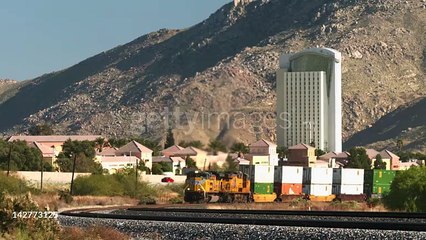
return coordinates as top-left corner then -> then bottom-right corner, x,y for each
253,183 -> 274,194
364,170 -> 396,185
372,184 -> 392,194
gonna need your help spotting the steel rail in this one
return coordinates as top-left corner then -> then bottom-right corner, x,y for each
127,207 -> 426,219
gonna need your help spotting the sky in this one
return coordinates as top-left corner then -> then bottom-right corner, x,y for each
0,0 -> 230,81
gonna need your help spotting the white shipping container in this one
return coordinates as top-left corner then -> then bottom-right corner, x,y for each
333,168 -> 364,185
303,168 -> 333,184
274,166 -> 303,184
251,165 -> 274,183
303,184 -> 332,196
332,184 -> 364,195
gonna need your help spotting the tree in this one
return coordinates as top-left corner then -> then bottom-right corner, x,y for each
208,139 -> 227,155
374,154 -> 387,169
276,146 -> 288,159
383,167 -> 426,212
315,148 -> 326,157
108,138 -> 128,148
94,137 -> 105,153
164,128 -> 175,149
396,138 -> 404,152
58,140 -> 102,173
345,147 -> 372,169
159,162 -> 173,172
28,124 -> 54,135
230,142 -> 249,154
179,140 -> 204,149
224,155 -> 238,172
152,163 -> 163,175
137,161 -> 150,173
185,156 -> 197,168
0,140 -> 52,171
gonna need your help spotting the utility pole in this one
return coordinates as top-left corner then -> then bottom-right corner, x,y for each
135,158 -> 139,196
70,154 -> 77,195
7,144 -> 13,177
40,157 -> 44,192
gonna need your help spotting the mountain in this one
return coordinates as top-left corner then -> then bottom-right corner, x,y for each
0,0 -> 425,151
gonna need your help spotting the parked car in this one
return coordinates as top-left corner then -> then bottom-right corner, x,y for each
161,177 -> 174,183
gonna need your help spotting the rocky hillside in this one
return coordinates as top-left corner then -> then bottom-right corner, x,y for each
0,0 -> 425,151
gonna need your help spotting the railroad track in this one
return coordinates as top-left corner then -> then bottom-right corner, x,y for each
60,207 -> 426,232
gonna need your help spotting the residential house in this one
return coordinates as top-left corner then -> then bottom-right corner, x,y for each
378,150 -> 400,170
8,135 -> 103,167
115,140 -> 153,170
365,148 -> 400,170
318,151 -> 350,168
152,156 -> 186,175
399,161 -> 419,170
162,145 -> 184,157
170,146 -> 208,170
100,156 -> 140,174
245,139 -> 279,165
287,143 -> 317,167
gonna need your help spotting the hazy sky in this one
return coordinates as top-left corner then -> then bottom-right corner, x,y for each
0,0 -> 230,80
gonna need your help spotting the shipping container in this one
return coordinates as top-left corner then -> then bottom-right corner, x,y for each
253,182 -> 274,194
302,184 -> 332,196
332,184 -> 363,195
364,169 -> 396,186
274,166 -> 303,184
372,184 -> 391,195
303,168 -> 333,184
364,183 -> 392,197
250,165 -> 274,183
333,168 -> 364,185
274,183 -> 303,196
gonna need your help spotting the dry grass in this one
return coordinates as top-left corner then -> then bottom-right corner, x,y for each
60,226 -> 130,240
32,193 -> 139,211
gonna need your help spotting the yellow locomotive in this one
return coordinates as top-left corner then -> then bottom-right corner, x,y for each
184,171 -> 251,203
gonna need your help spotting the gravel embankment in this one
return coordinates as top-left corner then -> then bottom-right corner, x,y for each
59,215 -> 426,240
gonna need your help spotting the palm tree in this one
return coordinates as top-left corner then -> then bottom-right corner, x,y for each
230,142 -> 249,154
94,137 -> 105,153
396,138 -> 404,152
208,140 -> 227,155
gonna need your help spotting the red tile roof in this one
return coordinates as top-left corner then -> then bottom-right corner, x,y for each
365,149 -> 380,159
250,139 -> 277,147
8,135 -> 104,143
117,140 -> 153,153
379,150 -> 399,159
162,145 -> 184,154
288,143 -> 315,150
32,142 -> 55,157
97,147 -> 118,156
171,146 -> 206,156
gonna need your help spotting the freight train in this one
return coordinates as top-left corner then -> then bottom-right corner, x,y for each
184,165 -> 398,203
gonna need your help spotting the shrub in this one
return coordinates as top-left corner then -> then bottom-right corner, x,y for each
59,190 -> 73,204
0,172 -> 32,194
383,166 -> 426,212
164,183 -> 186,197
169,196 -> 183,204
72,172 -> 157,199
73,174 -> 125,196
367,198 -> 381,208
0,192 -> 60,238
139,196 -> 156,205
